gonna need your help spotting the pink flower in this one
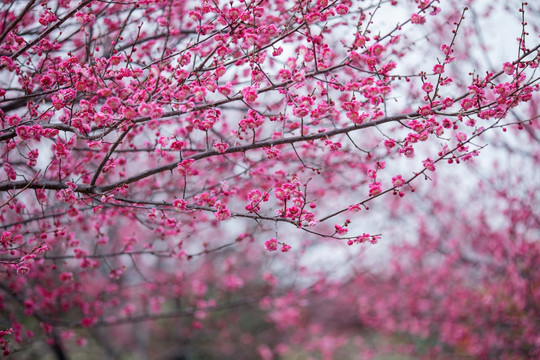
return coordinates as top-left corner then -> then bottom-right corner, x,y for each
248,190 -> 262,203
5,114 -> 20,126
138,103 -> 152,116
170,140 -> 185,151
3,163 -> 16,180
411,14 -> 426,24
335,4 -> 349,15
274,187 -> 287,201
280,244 -> 292,252
242,86 -> 258,103
264,147 -> 281,159
442,97 -> 454,109
40,75 -> 53,88
461,98 -> 474,110
214,208 -> 231,221
16,265 -> 30,275
433,64 -> 444,74
423,158 -> 436,171
384,139 -> 396,149
370,43 -> 384,57
392,175 -> 405,188
81,317 -> 96,328
105,97 -> 121,111
422,82 -> 434,93
173,199 -> 187,211
214,66 -> 226,77
265,238 -> 279,251
293,107 -> 309,118
214,201 -> 231,221
218,85 -> 232,96
213,142 -> 229,154
193,86 -> 206,101
349,112 -> 369,125
177,159 -> 194,176
503,62 -> 514,75
399,146 -> 415,158
334,224 -> 348,235
272,47 -> 283,56
455,132 -> 467,142
441,44 -> 452,55
369,181 -> 382,196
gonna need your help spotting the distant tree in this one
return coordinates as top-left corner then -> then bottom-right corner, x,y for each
0,0 -> 538,358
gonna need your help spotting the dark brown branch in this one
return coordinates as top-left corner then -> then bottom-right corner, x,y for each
96,111 -> 418,192
0,111 -> 417,193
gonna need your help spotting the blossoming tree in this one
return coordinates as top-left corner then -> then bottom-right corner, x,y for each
0,0 -> 538,358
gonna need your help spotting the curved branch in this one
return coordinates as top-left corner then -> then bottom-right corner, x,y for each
0,111 -> 418,193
